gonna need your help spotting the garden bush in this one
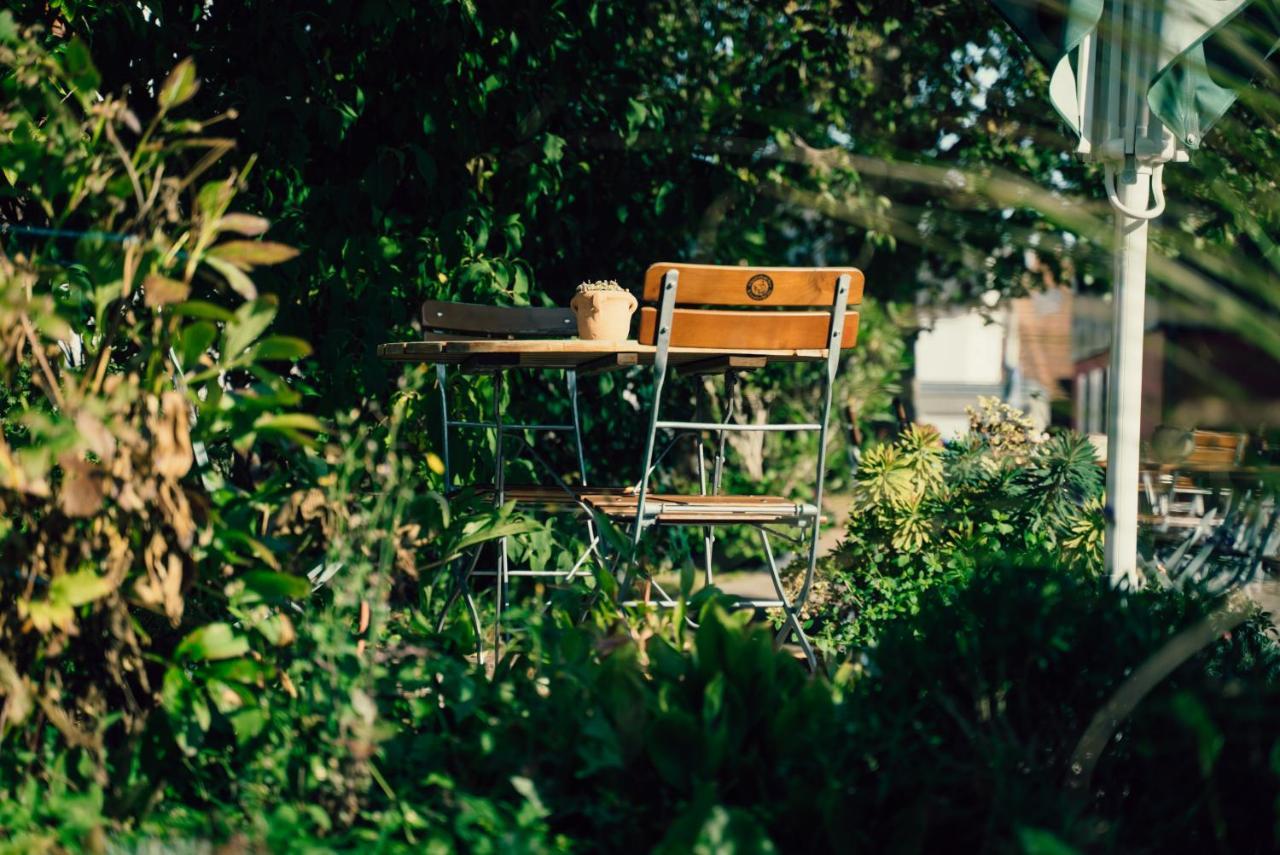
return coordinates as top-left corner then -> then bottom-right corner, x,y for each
8,556 -> 1275,853
0,17 -> 319,772
4,13 -> 1280,855
0,24 -> 526,850
806,399 -> 1106,655
849,564 -> 1280,853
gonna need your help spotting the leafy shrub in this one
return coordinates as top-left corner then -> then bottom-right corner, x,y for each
0,25 -> 526,850
111,565 -> 1280,853
108,587 -> 842,851
847,564 -> 1280,853
806,401 -> 1105,655
3,17 -> 1279,855
0,20 -> 320,767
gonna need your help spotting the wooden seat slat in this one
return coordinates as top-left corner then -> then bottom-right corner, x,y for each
459,486 -> 804,524
467,486 -> 607,505
577,490 -> 821,524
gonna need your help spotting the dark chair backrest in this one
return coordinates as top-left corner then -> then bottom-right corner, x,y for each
421,300 -> 575,339
636,263 -> 864,350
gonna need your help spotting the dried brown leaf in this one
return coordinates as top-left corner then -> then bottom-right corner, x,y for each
0,653 -> 33,729
142,273 -> 191,308
149,392 -> 193,479
74,410 -> 116,459
0,436 -> 50,497
57,453 -> 105,518
217,213 -> 271,237
162,552 -> 184,625
159,480 -> 196,550
136,533 -> 185,625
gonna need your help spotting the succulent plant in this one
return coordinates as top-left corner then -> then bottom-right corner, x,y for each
575,279 -> 624,294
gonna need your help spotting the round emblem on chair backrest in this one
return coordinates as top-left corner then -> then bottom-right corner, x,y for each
745,273 -> 774,301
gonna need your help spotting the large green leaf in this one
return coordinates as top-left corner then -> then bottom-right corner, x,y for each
204,255 -> 258,301
54,571 -> 115,607
223,297 -> 277,357
158,57 -> 199,111
18,571 -> 115,634
239,570 -> 313,601
173,300 -> 235,322
251,335 -> 312,361
176,623 -> 250,662
177,321 -> 218,370
61,38 -> 101,93
207,240 -> 299,270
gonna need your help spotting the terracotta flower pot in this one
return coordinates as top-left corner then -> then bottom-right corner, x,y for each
570,289 -> 637,341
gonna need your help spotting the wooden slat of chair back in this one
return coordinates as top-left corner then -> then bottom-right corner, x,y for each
421,300 -> 576,338
637,307 -> 860,350
642,263 -> 865,307
1188,430 -> 1247,468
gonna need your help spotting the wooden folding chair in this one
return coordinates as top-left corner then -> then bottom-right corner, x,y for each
1142,429 -> 1249,530
422,301 -> 601,661
578,263 -> 865,668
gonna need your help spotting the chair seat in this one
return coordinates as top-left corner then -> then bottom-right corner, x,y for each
1138,513 -> 1219,529
465,486 -> 817,524
579,490 -> 819,525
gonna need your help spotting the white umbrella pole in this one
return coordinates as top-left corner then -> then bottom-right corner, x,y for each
1104,164 -> 1156,587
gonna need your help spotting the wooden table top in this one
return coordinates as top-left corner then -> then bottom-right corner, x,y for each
377,338 -> 831,374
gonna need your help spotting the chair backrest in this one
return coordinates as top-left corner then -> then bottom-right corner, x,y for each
1189,430 -> 1247,468
636,263 -> 864,351
421,300 -> 576,339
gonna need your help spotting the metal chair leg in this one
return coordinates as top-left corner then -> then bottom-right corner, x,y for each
566,368 -> 604,586
433,363 -> 486,663
619,271 -> 676,602
705,370 -> 737,589
463,589 -> 484,666
435,545 -> 486,663
492,372 -> 507,663
759,527 -> 816,670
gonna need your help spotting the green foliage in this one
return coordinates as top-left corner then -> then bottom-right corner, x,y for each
0,27 -> 530,850
807,406 -> 1105,655
7,555 -> 1277,852
0,20 -> 319,765
848,564 -> 1280,853
18,0 -> 1091,501
3,7 -> 1280,854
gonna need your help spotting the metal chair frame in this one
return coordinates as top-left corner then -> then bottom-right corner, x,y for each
423,304 -> 605,664
613,267 -> 855,669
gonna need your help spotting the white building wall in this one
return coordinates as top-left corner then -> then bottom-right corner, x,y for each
912,306 -> 1010,439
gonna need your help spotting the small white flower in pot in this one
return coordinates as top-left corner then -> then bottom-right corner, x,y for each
569,280 -> 637,341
